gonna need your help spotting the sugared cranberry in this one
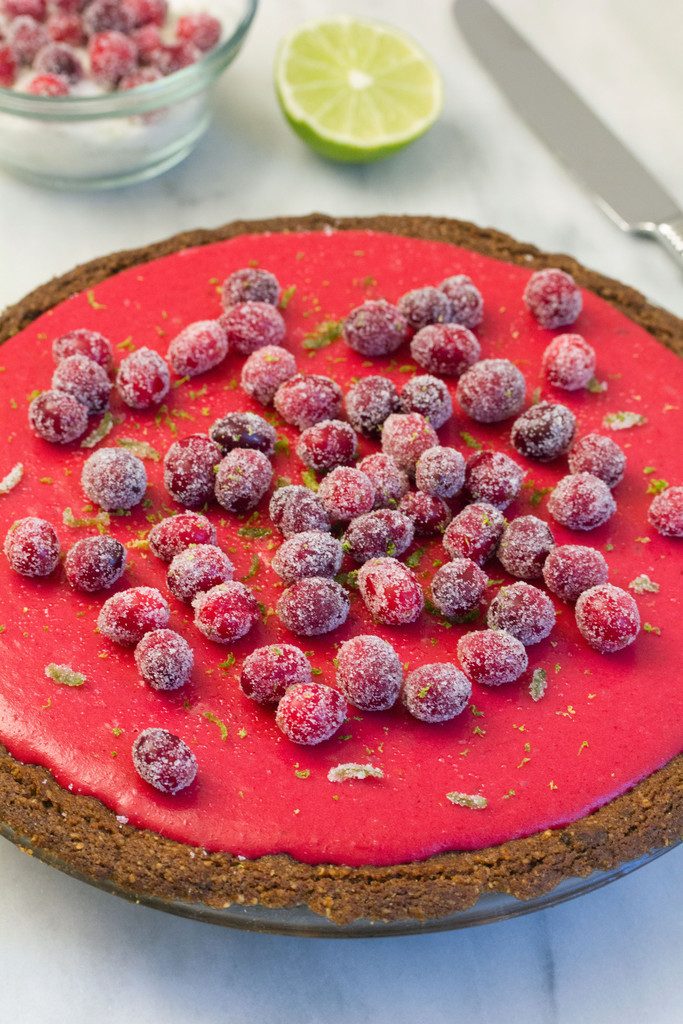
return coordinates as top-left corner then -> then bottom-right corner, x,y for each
269,484 -> 330,538
51,354 -> 111,415
52,328 -> 112,368
34,40 -> 82,81
547,473 -> 616,531
122,0 -> 166,29
275,682 -> 347,745
119,63 -> 160,88
64,535 -> 125,591
358,452 -> 409,508
511,401 -> 576,462
116,347 -> 170,409
175,11 -> 220,51
214,448 -> 273,514
443,502 -> 504,564
132,21 -> 161,62
345,375 -> 400,436
132,728 -> 197,794
222,267 -> 280,308
167,544 -> 234,602
98,586 -> 169,645
29,389 -> 88,444
192,581 -> 259,644
542,333 -> 596,391
357,557 -> 424,625
398,286 -> 452,330
343,299 -> 408,357
524,268 -> 582,329
134,629 -> 193,691
83,0 -> 134,35
487,582 -> 556,645
47,12 -> 85,45
0,44 -> 17,87
497,515 -> 554,579
2,0 -> 46,20
26,72 -> 69,94
209,411 -> 276,456
82,447 -> 146,510
410,323 -> 480,378
88,31 -> 135,86
400,374 -> 452,428
568,433 -> 626,488
274,373 -> 342,429
148,511 -> 216,561
439,275 -> 484,329
241,345 -> 296,405
271,531 -> 343,584
402,664 -> 471,723
343,508 -> 414,563
457,629 -> 528,686
399,491 -> 451,536
336,635 -> 402,711
220,301 -> 286,356
4,517 -> 59,577
465,449 -> 525,510
163,434 -> 222,508
167,320 -> 228,378
277,577 -> 350,636
431,558 -> 487,620
317,466 -> 375,523
542,544 -> 608,602
8,16 -> 48,63
575,584 -> 640,653
296,419 -> 357,473
415,446 -> 465,499
153,39 -> 198,74
240,643 -> 312,704
381,412 -> 439,473
457,358 -> 526,423
648,486 -> 683,537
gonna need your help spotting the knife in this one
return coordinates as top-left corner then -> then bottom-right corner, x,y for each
454,0 -> 683,269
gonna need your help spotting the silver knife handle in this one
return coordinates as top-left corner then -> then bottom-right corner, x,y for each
655,215 -> 683,270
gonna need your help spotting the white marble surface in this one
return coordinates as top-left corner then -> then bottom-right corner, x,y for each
0,0 -> 681,1020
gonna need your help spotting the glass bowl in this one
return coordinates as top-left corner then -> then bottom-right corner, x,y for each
0,0 -> 257,190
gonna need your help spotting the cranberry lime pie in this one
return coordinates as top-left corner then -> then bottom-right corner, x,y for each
0,214 -> 681,925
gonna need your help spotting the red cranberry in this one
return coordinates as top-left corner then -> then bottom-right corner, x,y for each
272,531 -> 343,584
4,517 -> 59,577
241,345 -> 296,405
50,0 -> 81,14
542,333 -> 596,391
29,389 -> 88,444
34,40 -> 82,80
83,0 -> 134,35
399,490 -> 451,536
410,323 -> 480,377
357,557 -> 424,625
26,72 -> 69,93
511,401 -> 576,462
381,412 -> 439,473
192,581 -> 259,644
568,433 -> 626,489
132,727 -> 197,794
0,44 -> 17,87
296,419 -> 357,473
443,502 -> 504,564
431,558 -> 488,619
52,328 -> 112,368
220,302 -> 286,356
214,448 -> 273,514
648,486 -> 683,537
116,347 -> 170,409
134,629 -> 193,691
154,39 -> 198,74
98,586 -> 169,645
575,584 -> 640,653
542,544 -> 608,602
119,63 -> 160,88
317,466 -> 375,523
2,0 -> 46,20
524,268 -> 582,329
486,581 -> 556,645
122,0 -> 166,28
82,447 -> 146,510
497,515 -> 554,579
274,373 -> 342,429
64,535 -> 125,591
457,359 -> 526,423
345,375 -> 400,436
88,30 -> 136,86
149,511 -> 216,561
275,682 -> 347,745
132,21 -> 161,62
240,643 -> 312,704
269,484 -> 330,537
47,12 -> 85,46
175,11 -> 220,51
336,635 -> 402,711
439,275 -> 484,329
51,354 -> 111,415
400,374 -> 452,428
343,299 -> 408,357
277,577 -> 350,636
457,629 -> 528,686
547,473 -> 616,531
398,286 -> 452,330
343,508 -> 414,562
167,544 -> 234,602
222,267 -> 280,307
7,16 -> 48,63
209,411 -> 276,456
465,449 -> 525,510
163,434 -> 222,509
357,453 -> 409,508
402,664 -> 471,723
415,446 -> 465,499
167,320 -> 228,377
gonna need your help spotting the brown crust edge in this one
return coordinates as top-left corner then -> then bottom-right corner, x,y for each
1,213 -> 681,926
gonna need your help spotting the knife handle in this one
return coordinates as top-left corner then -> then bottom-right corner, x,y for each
655,215 -> 683,270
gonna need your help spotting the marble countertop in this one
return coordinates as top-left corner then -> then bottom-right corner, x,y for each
0,0 -> 681,1020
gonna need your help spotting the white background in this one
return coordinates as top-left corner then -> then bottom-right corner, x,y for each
0,1 -> 681,1021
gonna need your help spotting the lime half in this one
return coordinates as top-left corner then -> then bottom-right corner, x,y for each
275,16 -> 443,163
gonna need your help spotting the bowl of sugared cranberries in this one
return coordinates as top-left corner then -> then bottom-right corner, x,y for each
0,0 -> 257,188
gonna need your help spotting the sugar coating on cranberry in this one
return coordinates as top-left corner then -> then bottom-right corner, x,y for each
167,320 -> 228,378
154,39 -> 198,74
568,433 -> 626,489
410,323 -> 481,379
542,333 -> 596,391
88,31 -> 137,86
271,531 -> 343,584
163,434 -> 222,509
648,486 -> 683,537
524,268 -> 582,329
167,544 -> 234,603
214,448 -> 273,514
175,12 -> 221,51
457,359 -> 526,423
343,299 -> 409,357
132,727 -> 197,794
240,643 -> 312,704
336,635 -> 402,711
64,535 -> 125,592
8,16 -> 48,64
344,375 -> 400,436
274,373 -> 342,430
116,347 -> 170,409
29,389 -> 88,444
415,446 -> 465,499
465,450 -> 525,510
457,629 -> 528,687
47,14 -> 85,47
398,286 -> 452,331
487,582 -> 556,645
83,0 -> 134,34
381,412 -> 439,473
51,353 -> 111,415
431,558 -> 488,620
220,301 -> 286,356
192,581 -> 259,644
511,401 -> 576,462
443,502 -> 504,564
542,544 -> 608,602
277,577 -> 350,636
439,275 -> 484,329
343,508 -> 414,563
2,0 -> 46,21
98,586 -> 170,646
402,663 -> 471,723
269,484 -> 330,537
52,328 -> 112,368
497,515 -> 554,580
133,21 -> 162,62
209,411 -> 276,456
575,584 -> 640,653
222,267 -> 280,308
26,71 -> 69,94
400,374 -> 453,428
548,473 -> 616,531
399,490 -> 451,536
34,40 -> 82,81
149,511 -> 216,561
357,557 -> 424,625
296,419 -> 357,473
241,345 -> 296,406
122,0 -> 167,29
82,447 -> 147,510
134,629 -> 193,691
275,682 -> 348,745
4,517 -> 59,577
317,466 -> 375,523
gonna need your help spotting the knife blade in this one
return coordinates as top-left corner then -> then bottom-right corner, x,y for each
454,0 -> 683,268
